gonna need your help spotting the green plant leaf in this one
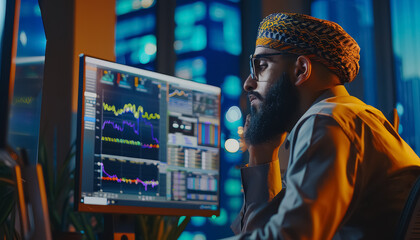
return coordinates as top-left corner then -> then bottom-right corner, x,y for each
0,188 -> 15,228
57,143 -> 75,181
1,223 -> 11,240
79,214 -> 92,240
136,215 -> 149,240
68,211 -> 83,232
0,177 -> 15,185
9,204 -> 15,240
38,140 -> 55,207
173,216 -> 190,239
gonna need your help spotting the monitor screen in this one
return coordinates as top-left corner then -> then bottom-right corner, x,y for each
75,55 -> 221,216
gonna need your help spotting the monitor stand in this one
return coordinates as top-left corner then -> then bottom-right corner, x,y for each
104,214 -> 136,240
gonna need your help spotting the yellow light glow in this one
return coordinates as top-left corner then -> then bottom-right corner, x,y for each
225,139 -> 240,153
145,43 -> 157,55
237,126 -> 243,135
19,31 -> 27,46
141,0 -> 154,8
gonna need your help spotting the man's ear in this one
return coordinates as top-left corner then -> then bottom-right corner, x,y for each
294,56 -> 311,86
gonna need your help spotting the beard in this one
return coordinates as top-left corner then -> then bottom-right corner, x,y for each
245,72 -> 299,145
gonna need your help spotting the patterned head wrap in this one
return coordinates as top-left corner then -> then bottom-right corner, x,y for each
256,13 -> 360,83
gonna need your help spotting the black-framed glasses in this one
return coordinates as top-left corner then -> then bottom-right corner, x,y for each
249,52 -> 289,81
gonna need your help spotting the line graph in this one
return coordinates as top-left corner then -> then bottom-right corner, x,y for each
101,116 -> 159,144
168,87 -> 193,115
103,103 -> 160,121
168,89 -> 189,98
101,136 -> 159,148
102,120 -> 138,134
100,162 -> 158,191
100,89 -> 160,160
96,159 -> 160,195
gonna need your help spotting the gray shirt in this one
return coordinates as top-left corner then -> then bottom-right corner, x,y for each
229,85 -> 420,240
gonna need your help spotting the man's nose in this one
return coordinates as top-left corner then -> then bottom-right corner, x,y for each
243,74 -> 257,92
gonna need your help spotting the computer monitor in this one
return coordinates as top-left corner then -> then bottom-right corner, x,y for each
75,55 -> 221,216
0,0 -> 19,149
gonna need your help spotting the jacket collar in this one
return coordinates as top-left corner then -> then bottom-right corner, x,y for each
285,84 -> 350,146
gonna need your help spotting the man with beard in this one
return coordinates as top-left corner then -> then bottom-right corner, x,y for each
229,13 -> 420,239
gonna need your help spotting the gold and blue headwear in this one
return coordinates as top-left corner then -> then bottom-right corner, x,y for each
257,13 -> 360,83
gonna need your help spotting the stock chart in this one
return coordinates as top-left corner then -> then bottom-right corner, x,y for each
94,69 -> 162,195
100,91 -> 160,160
78,56 -> 220,215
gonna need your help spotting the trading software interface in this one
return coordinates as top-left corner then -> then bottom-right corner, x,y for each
79,56 -> 220,211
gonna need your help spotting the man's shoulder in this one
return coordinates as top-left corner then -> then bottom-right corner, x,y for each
289,95 -> 384,148
303,95 -> 385,128
310,95 -> 378,118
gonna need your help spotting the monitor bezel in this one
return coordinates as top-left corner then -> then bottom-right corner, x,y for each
0,0 -> 20,149
75,54 -> 221,217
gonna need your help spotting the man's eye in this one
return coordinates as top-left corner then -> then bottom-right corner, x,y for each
255,59 -> 268,71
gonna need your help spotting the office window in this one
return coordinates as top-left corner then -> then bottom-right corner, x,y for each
115,0 -> 157,70
7,0 -> 46,164
174,2 -> 207,55
390,0 -> 420,153
208,2 -> 241,56
175,56 -> 207,83
311,0 -> 377,106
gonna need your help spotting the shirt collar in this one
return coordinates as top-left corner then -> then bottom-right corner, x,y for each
284,84 -> 350,148
311,84 -> 350,106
